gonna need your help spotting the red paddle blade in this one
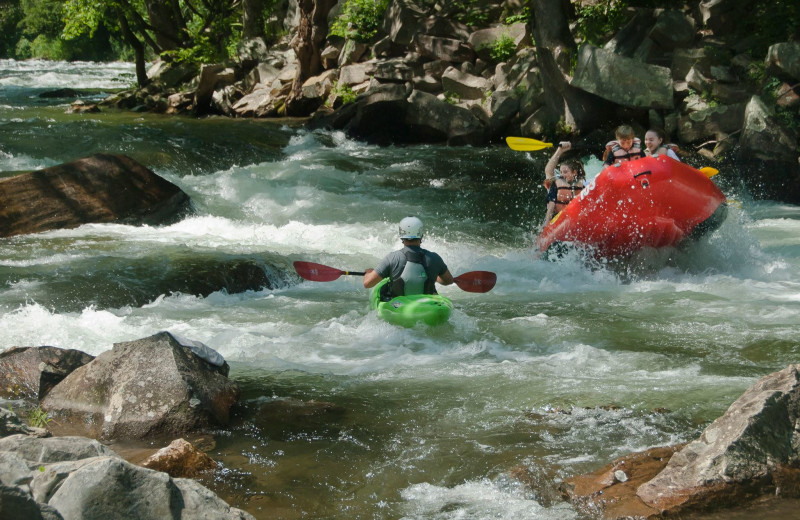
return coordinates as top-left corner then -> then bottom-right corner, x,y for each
293,261 -> 344,282
453,271 -> 497,293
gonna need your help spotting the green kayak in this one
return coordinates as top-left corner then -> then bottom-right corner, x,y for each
370,278 -> 453,327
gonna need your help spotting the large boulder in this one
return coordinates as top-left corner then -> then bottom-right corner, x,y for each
468,23 -> 531,62
561,364 -> 800,518
41,332 -> 238,440
676,102 -> 746,142
0,434 -> 253,520
738,96 -> 799,163
0,154 -> 191,238
414,34 -> 475,63
404,90 -> 486,145
381,0 -> 425,46
766,42 -> 800,82
441,66 -> 491,100
571,44 -> 674,110
0,346 -> 94,401
637,364 -> 800,514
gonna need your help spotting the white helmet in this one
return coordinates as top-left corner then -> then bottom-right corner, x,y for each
398,216 -> 423,239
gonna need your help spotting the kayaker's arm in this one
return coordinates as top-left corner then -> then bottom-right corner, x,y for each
437,269 -> 454,286
363,268 -> 383,289
543,141 -> 571,186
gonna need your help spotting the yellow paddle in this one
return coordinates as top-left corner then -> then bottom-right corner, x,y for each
505,136 -> 554,152
699,166 -> 719,178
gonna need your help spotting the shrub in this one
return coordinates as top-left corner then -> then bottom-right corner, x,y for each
330,0 -> 390,43
490,33 -> 516,63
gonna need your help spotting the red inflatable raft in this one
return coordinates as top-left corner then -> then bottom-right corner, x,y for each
536,156 -> 728,258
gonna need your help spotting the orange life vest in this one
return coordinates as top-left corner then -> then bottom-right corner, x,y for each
552,178 -> 584,212
605,138 -> 645,163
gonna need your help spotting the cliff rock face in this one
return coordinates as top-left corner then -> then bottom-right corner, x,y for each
0,154 -> 191,238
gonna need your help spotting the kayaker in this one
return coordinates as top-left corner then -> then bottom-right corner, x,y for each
363,216 -> 454,299
603,124 -> 645,165
543,141 -> 586,225
644,127 -> 681,161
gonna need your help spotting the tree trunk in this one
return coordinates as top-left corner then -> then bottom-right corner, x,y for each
243,0 -> 264,38
118,12 -> 149,87
145,0 -> 186,51
286,0 -> 337,116
531,0 -> 606,134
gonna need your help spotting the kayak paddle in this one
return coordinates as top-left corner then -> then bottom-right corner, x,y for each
505,136 -> 554,152
293,261 -> 497,293
699,166 -> 719,178
453,271 -> 497,293
293,261 -> 365,282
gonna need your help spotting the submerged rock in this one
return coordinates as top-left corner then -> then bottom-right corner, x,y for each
41,332 -> 238,440
140,438 -> 217,478
0,154 -> 191,238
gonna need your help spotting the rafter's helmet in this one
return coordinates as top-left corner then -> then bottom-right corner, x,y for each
398,216 -> 423,239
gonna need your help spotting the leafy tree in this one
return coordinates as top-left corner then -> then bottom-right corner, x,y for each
0,0 -> 24,57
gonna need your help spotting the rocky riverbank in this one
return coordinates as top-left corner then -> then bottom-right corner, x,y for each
94,0 -> 800,204
4,337 -> 800,519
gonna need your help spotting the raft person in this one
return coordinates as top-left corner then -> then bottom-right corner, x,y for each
543,141 -> 586,225
644,127 -> 680,161
363,216 -> 454,300
602,124 -> 645,166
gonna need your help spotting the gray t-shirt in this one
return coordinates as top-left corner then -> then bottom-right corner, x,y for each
374,246 -> 448,281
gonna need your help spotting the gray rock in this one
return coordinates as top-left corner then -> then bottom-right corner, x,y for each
41,332 -> 238,440
338,39 -> 369,67
339,62 -> 377,85
766,42 -> 800,82
469,23 -> 531,62
648,10 -> 696,51
738,96 -> 798,163
677,102 -> 746,142
374,58 -> 414,82
638,364 -> 800,512
405,90 -> 486,145
381,0 -> 425,46
0,434 -> 116,464
0,408 -> 50,438
571,44 -> 673,110
415,34 -> 475,63
442,66 -> 491,100
0,346 -> 94,401
0,483 -> 63,520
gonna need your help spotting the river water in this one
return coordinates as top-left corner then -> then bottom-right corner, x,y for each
1,60 -> 799,519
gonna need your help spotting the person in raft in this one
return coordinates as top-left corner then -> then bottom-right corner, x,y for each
643,127 -> 681,161
543,141 -> 586,225
602,124 -> 645,166
363,216 -> 454,300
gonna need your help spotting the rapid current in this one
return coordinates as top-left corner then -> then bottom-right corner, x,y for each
1,60 -> 799,519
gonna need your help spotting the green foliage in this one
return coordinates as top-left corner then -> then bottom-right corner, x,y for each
743,1 -> 800,59
444,91 -> 461,105
451,0 -> 490,27
504,7 -> 529,25
330,0 -> 389,43
489,33 -> 516,63
329,81 -> 357,106
573,0 -> 629,46
27,406 -> 51,428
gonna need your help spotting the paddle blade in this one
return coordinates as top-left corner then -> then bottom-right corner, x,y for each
453,271 -> 497,293
505,136 -> 553,152
293,261 -> 344,282
700,166 -> 719,178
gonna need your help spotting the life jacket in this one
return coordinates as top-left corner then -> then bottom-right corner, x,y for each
605,138 -> 645,164
645,144 -> 679,157
387,248 -> 438,298
552,178 -> 584,212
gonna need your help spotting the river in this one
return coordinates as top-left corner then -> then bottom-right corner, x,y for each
1,60 -> 799,519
